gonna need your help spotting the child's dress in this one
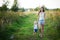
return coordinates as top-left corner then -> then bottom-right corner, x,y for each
34,24 -> 38,32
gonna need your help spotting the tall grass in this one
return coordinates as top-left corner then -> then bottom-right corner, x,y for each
0,10 -> 60,40
44,11 -> 60,40
0,11 -> 24,40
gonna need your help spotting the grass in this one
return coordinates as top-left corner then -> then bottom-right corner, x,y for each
13,13 -> 52,40
14,11 -> 60,40
0,10 -> 60,40
14,14 -> 41,40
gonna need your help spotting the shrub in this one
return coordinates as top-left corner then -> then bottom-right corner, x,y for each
45,13 -> 60,40
0,11 -> 22,40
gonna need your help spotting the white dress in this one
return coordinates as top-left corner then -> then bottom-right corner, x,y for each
34,24 -> 38,29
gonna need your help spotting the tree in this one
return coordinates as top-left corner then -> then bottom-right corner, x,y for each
11,0 -> 19,12
44,7 -> 48,10
19,8 -> 25,12
30,8 -> 34,11
34,7 -> 40,11
0,0 -> 9,11
42,6 -> 49,10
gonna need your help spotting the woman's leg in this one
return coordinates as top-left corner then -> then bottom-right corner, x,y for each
41,24 -> 44,37
42,24 -> 44,33
38,23 -> 41,32
38,20 -> 44,37
38,23 -> 43,38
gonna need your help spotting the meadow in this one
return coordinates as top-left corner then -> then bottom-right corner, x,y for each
0,10 -> 60,40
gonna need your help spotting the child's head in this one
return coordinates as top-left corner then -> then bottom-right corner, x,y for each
34,21 -> 37,24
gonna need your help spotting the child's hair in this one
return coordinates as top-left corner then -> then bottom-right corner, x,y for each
34,21 -> 37,24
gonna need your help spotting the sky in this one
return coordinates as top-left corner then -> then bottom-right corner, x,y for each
0,0 -> 60,9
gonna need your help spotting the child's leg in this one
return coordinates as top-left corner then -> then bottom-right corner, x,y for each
33,29 -> 35,35
33,32 -> 36,35
33,29 -> 37,35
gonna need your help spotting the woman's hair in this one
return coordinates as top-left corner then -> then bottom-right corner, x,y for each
38,6 -> 45,15
40,6 -> 45,12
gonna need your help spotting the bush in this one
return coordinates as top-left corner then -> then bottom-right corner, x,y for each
34,7 -> 40,11
0,11 -> 22,40
45,13 -> 60,40
19,8 -> 25,12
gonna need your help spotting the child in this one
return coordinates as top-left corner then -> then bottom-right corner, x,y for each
33,21 -> 38,35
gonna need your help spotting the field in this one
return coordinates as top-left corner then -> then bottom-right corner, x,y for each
0,10 -> 60,40
13,10 -> 60,40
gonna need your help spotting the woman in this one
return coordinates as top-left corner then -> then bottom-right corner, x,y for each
38,6 -> 45,38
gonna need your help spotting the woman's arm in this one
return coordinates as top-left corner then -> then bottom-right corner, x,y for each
44,12 -> 45,17
37,11 -> 40,27
38,10 -> 40,19
38,11 -> 40,16
37,10 -> 40,23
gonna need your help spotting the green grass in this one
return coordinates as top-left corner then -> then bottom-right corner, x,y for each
1,11 -> 60,40
14,13 -> 57,40
13,13 -> 60,40
12,13 -> 50,40
13,14 -> 41,40
0,10 -> 60,40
